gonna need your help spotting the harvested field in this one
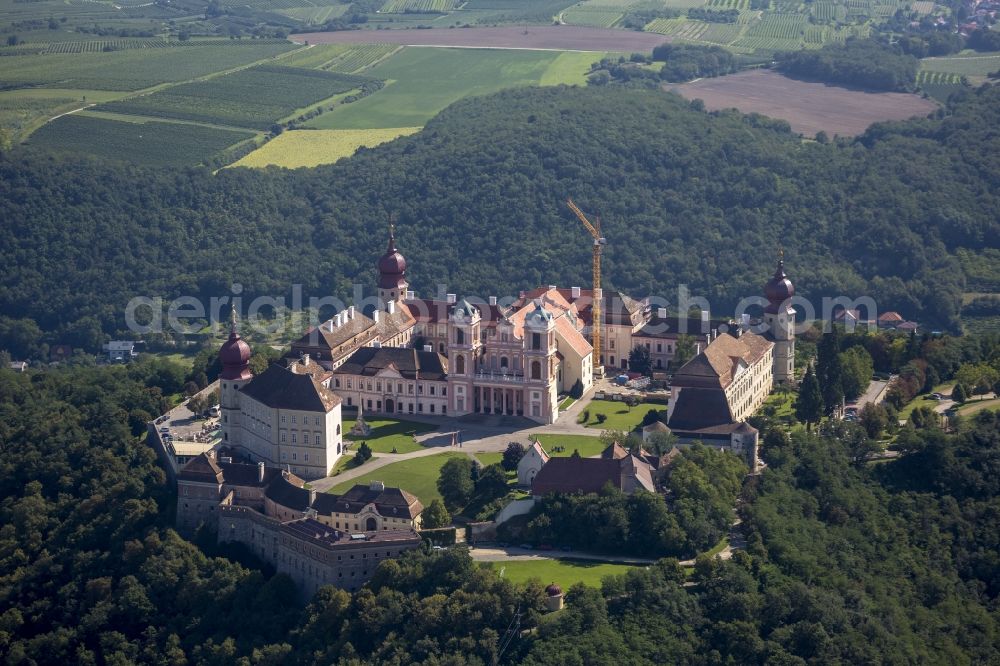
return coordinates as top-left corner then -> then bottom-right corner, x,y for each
667,69 -> 939,137
293,25 -> 668,52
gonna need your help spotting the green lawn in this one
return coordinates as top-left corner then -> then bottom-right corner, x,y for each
305,46 -> 603,130
956,397 -> 1000,417
481,558 -> 641,588
474,452 -> 504,467
898,383 -> 954,423
344,416 -> 436,453
533,434 -> 606,458
558,396 -> 576,411
580,399 -> 655,431
325,452 -> 467,505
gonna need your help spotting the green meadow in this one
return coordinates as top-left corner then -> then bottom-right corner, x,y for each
305,47 -> 604,130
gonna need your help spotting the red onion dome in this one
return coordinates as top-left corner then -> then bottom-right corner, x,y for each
545,582 -> 562,597
219,310 -> 252,380
765,259 -> 795,305
377,224 -> 407,289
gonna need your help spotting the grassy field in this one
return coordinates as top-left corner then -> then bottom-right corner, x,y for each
343,416 -> 437,454
956,397 -> 1000,417
25,114 -> 254,167
305,47 -> 603,130
231,127 -> 420,168
533,434 -> 606,457
481,558 -> 641,587
474,452 -> 505,467
580,399 -> 653,431
325,452 -> 467,504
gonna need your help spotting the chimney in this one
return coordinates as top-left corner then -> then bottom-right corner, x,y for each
548,284 -> 557,291
258,461 -> 265,482
519,290 -> 526,299
334,312 -> 342,327
571,286 -> 581,299
373,310 -> 380,323
387,300 -> 396,314
348,305 -> 355,319
309,487 -> 316,506
327,319 -> 334,332
712,328 -> 717,342
372,340 -> 381,348
303,353 -> 310,366
657,307 -> 667,319
405,290 -> 415,300
423,344 -> 432,353
446,293 -> 456,304
741,313 -> 750,328
695,343 -> 701,355
370,480 -> 385,492
489,296 -> 497,306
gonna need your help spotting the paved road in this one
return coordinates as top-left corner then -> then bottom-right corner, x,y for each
847,378 -> 890,411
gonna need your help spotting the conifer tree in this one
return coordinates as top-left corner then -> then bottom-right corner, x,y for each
795,365 -> 823,429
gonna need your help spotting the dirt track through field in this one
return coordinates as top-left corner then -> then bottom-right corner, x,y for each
667,69 -> 939,137
293,26 -> 669,52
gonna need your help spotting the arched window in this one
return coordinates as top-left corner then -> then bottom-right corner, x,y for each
500,356 -> 509,370
456,328 -> 465,345
366,517 -> 377,531
531,361 -> 541,380
336,424 -> 341,435
456,355 -> 465,374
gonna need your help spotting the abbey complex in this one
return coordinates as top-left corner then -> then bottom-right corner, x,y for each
173,226 -> 796,592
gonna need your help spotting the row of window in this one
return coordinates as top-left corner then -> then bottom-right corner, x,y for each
334,377 -> 446,396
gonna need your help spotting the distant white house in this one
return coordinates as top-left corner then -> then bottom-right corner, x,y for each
517,439 -> 550,487
104,341 -> 138,362
8,361 -> 27,373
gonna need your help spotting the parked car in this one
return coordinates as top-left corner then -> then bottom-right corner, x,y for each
931,393 -> 943,400
518,543 -> 533,550
538,544 -> 553,551
159,426 -> 169,433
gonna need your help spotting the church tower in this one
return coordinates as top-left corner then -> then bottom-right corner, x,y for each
218,307 -> 252,446
377,223 -> 408,307
763,254 -> 795,383
523,301 -> 558,423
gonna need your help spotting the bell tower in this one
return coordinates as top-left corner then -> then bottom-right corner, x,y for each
218,307 -> 252,446
763,252 -> 795,383
523,301 -> 558,423
376,223 -> 408,307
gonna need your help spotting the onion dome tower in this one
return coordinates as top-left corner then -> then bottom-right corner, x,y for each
763,251 -> 795,383
544,582 -> 564,612
219,306 -> 252,381
218,307 -> 252,447
377,223 -> 408,306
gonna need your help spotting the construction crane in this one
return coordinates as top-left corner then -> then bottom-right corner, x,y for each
566,198 -> 606,378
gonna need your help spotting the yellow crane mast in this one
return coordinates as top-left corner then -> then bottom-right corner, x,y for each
566,198 -> 606,378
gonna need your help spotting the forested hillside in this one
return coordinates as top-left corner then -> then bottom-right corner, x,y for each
2,361 -> 998,663
2,84 -> 999,354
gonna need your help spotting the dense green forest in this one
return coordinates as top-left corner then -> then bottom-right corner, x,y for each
2,360 -> 998,663
2,83 -> 999,358
776,40 -> 920,92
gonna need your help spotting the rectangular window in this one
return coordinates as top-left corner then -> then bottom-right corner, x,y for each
304,453 -> 309,462
376,381 -> 382,391
281,415 -> 286,424
292,452 -> 297,461
291,433 -> 297,444
418,404 -> 423,412
281,432 -> 287,443
347,379 -> 352,389
430,404 -> 435,413
430,386 -> 435,396
291,415 -> 297,424
303,434 -> 310,445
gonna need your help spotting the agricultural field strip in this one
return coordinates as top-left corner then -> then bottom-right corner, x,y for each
95,65 -> 371,130
78,108 -> 268,134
